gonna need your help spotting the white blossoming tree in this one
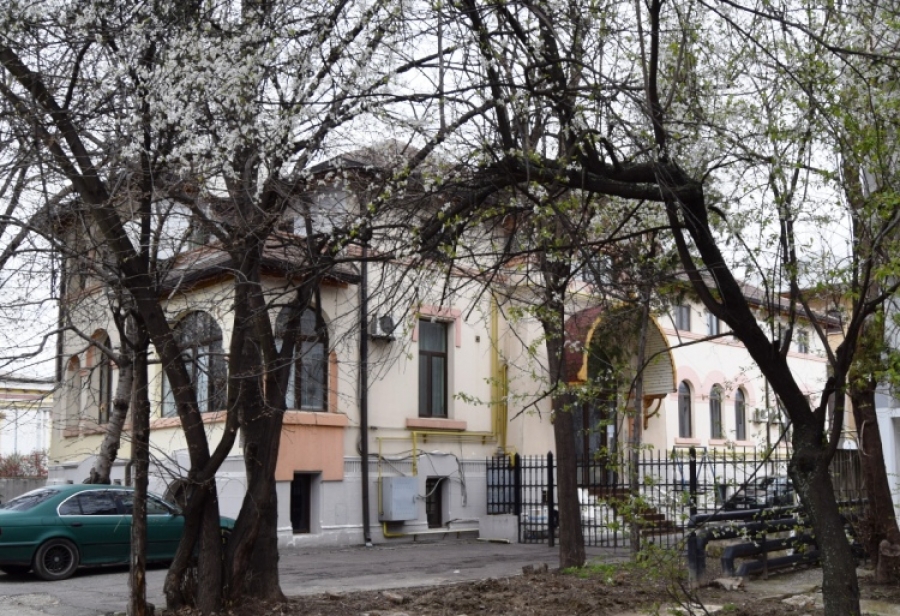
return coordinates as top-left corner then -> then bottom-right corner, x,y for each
0,0 -> 417,613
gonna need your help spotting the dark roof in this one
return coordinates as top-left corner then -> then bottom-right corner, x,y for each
160,234 -> 359,293
675,272 -> 841,329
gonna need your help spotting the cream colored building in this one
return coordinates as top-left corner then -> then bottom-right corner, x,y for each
48,162 -> 833,546
48,267 -> 832,545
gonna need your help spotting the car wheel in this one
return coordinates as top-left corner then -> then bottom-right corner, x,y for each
0,565 -> 30,575
33,538 -> 79,581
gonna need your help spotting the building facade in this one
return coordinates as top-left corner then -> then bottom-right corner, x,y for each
0,377 -> 53,460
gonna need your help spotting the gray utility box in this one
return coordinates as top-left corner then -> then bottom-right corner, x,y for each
379,476 -> 419,521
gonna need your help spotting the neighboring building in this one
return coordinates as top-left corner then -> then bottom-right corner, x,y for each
0,376 -> 53,458
47,157 -> 833,547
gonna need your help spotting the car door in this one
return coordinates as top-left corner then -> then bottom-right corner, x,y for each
145,494 -> 184,561
57,490 -> 129,564
113,491 -> 184,562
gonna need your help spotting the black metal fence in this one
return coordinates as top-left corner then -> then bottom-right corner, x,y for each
487,446 -> 866,550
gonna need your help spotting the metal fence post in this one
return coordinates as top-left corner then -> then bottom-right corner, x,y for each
689,446 -> 698,518
513,453 -> 522,517
547,451 -> 555,548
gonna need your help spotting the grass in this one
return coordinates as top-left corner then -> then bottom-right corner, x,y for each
562,561 -> 620,581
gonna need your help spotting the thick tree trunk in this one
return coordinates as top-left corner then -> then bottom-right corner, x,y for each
163,485 -> 222,612
195,495 -> 225,613
550,389 -> 586,569
543,313 -> 585,569
88,355 -> 133,484
222,259 -> 287,604
849,380 -> 900,574
791,422 -> 861,616
228,417 -> 285,602
129,335 -> 151,616
223,364 -> 285,602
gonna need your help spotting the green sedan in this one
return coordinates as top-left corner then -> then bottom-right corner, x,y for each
0,484 -> 235,580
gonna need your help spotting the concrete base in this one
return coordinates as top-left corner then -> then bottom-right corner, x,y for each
478,513 -> 518,543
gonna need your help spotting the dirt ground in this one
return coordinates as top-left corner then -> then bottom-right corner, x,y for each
165,565 -> 900,616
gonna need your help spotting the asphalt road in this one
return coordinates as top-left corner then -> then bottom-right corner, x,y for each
0,539 -> 627,616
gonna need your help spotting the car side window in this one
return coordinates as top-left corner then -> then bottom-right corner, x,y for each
77,491 -> 119,515
147,495 -> 172,515
58,496 -> 82,515
114,491 -> 134,515
102,491 -> 174,515
0,488 -> 60,511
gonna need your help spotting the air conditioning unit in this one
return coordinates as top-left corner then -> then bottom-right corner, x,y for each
752,408 -> 768,424
369,314 -> 397,341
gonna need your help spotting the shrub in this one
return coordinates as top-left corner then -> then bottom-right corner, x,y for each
0,450 -> 48,478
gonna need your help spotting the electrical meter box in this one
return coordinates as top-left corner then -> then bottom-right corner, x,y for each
379,476 -> 418,521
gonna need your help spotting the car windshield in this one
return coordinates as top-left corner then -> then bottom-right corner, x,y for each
0,488 -> 59,511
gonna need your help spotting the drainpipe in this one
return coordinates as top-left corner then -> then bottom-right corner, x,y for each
359,245 -> 373,547
55,255 -> 66,384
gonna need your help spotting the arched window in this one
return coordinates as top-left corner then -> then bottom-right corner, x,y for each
96,336 -> 113,424
678,381 -> 692,438
276,306 -> 328,411
709,386 -> 723,439
163,311 -> 226,416
735,389 -> 747,441
64,356 -> 82,430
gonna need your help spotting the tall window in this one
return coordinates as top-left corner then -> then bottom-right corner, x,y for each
709,386 -> 723,439
674,305 -> 691,331
707,312 -> 721,336
65,356 -> 82,430
163,311 -> 226,416
276,307 -> 328,410
796,329 -> 810,354
678,381 -> 692,438
418,320 -> 448,417
734,389 -> 747,441
97,337 -> 112,424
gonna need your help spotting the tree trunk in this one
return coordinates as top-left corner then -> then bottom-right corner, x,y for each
88,353 -> 133,484
228,422 -> 285,602
877,540 -> 900,584
630,289 -> 651,555
849,379 -> 900,574
543,302 -> 585,569
222,259 -> 287,604
791,422 -> 861,616
550,388 -> 586,569
163,484 -> 221,612
129,333 -> 151,616
666,183 -> 864,615
223,366 -> 285,602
